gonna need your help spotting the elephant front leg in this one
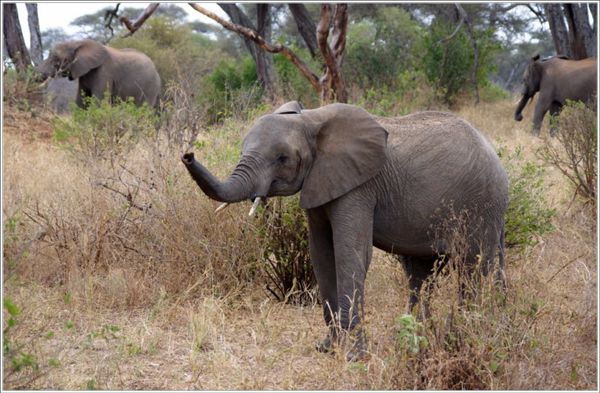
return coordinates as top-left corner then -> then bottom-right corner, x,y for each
329,199 -> 375,361
306,209 -> 338,353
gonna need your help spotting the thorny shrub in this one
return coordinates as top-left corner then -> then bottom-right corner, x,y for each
538,99 -> 597,206
498,145 -> 556,248
257,196 -> 316,305
4,107 -> 263,309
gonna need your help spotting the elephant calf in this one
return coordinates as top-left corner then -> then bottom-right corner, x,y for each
182,102 -> 509,361
514,54 -> 597,135
36,39 -> 161,108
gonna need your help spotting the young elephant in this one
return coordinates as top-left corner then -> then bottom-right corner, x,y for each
514,54 -> 597,135
36,39 -> 161,108
182,102 -> 509,360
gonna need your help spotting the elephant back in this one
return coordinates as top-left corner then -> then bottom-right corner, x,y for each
376,111 -> 508,215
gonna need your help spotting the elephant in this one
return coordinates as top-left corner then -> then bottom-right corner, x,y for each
36,39 -> 161,108
182,102 -> 509,361
514,54 -> 597,135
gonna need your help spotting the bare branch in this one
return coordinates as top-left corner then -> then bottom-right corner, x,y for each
437,12 -> 465,44
188,2 -> 320,92
526,4 -> 547,24
119,3 -> 160,37
104,3 -> 121,42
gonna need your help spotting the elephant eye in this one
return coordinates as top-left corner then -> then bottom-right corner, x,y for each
276,155 -> 288,164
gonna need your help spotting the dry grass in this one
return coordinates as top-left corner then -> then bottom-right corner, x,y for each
2,93 -> 597,390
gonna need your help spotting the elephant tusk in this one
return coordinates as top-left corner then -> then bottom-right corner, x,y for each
248,197 -> 262,217
214,202 -> 229,213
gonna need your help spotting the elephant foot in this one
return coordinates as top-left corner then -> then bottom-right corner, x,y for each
343,328 -> 370,362
316,327 -> 370,362
316,327 -> 338,353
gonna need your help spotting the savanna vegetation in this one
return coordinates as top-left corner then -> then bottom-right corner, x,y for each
2,3 -> 597,390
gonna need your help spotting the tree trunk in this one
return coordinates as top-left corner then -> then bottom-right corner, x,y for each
565,4 -> 596,58
288,4 -> 318,58
25,3 -> 43,65
256,4 -> 276,99
218,3 -> 258,59
544,4 -> 572,58
218,3 -> 276,99
3,3 -> 32,72
563,4 -> 587,59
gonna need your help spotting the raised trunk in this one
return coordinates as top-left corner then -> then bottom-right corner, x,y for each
182,153 -> 254,203
514,94 -> 531,121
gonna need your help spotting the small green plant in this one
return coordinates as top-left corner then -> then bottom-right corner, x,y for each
395,314 -> 428,354
3,297 -> 41,381
52,95 -> 158,159
499,145 -> 556,247
257,196 -> 316,305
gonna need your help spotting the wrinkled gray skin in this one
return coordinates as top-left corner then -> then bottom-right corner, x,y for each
514,54 -> 597,135
182,102 -> 509,360
36,39 -> 161,108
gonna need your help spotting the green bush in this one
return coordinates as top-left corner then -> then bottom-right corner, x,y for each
419,22 -> 500,105
499,146 -> 556,248
344,7 -> 421,89
52,96 -> 158,159
273,45 -> 321,107
257,196 -> 316,305
201,56 -> 262,123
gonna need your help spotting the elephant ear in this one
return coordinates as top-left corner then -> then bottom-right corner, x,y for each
70,40 -> 108,79
274,101 -> 303,114
299,104 -> 388,209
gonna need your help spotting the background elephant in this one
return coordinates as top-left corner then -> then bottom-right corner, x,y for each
182,102 -> 509,360
514,54 -> 597,134
36,39 -> 161,108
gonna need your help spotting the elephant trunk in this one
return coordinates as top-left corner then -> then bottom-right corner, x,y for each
181,152 -> 256,204
514,93 -> 531,122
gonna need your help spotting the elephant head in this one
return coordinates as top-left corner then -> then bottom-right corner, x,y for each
36,39 -> 108,82
182,101 -> 388,212
514,53 -> 542,122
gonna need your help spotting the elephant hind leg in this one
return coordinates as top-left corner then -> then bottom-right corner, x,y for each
401,255 -> 441,319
